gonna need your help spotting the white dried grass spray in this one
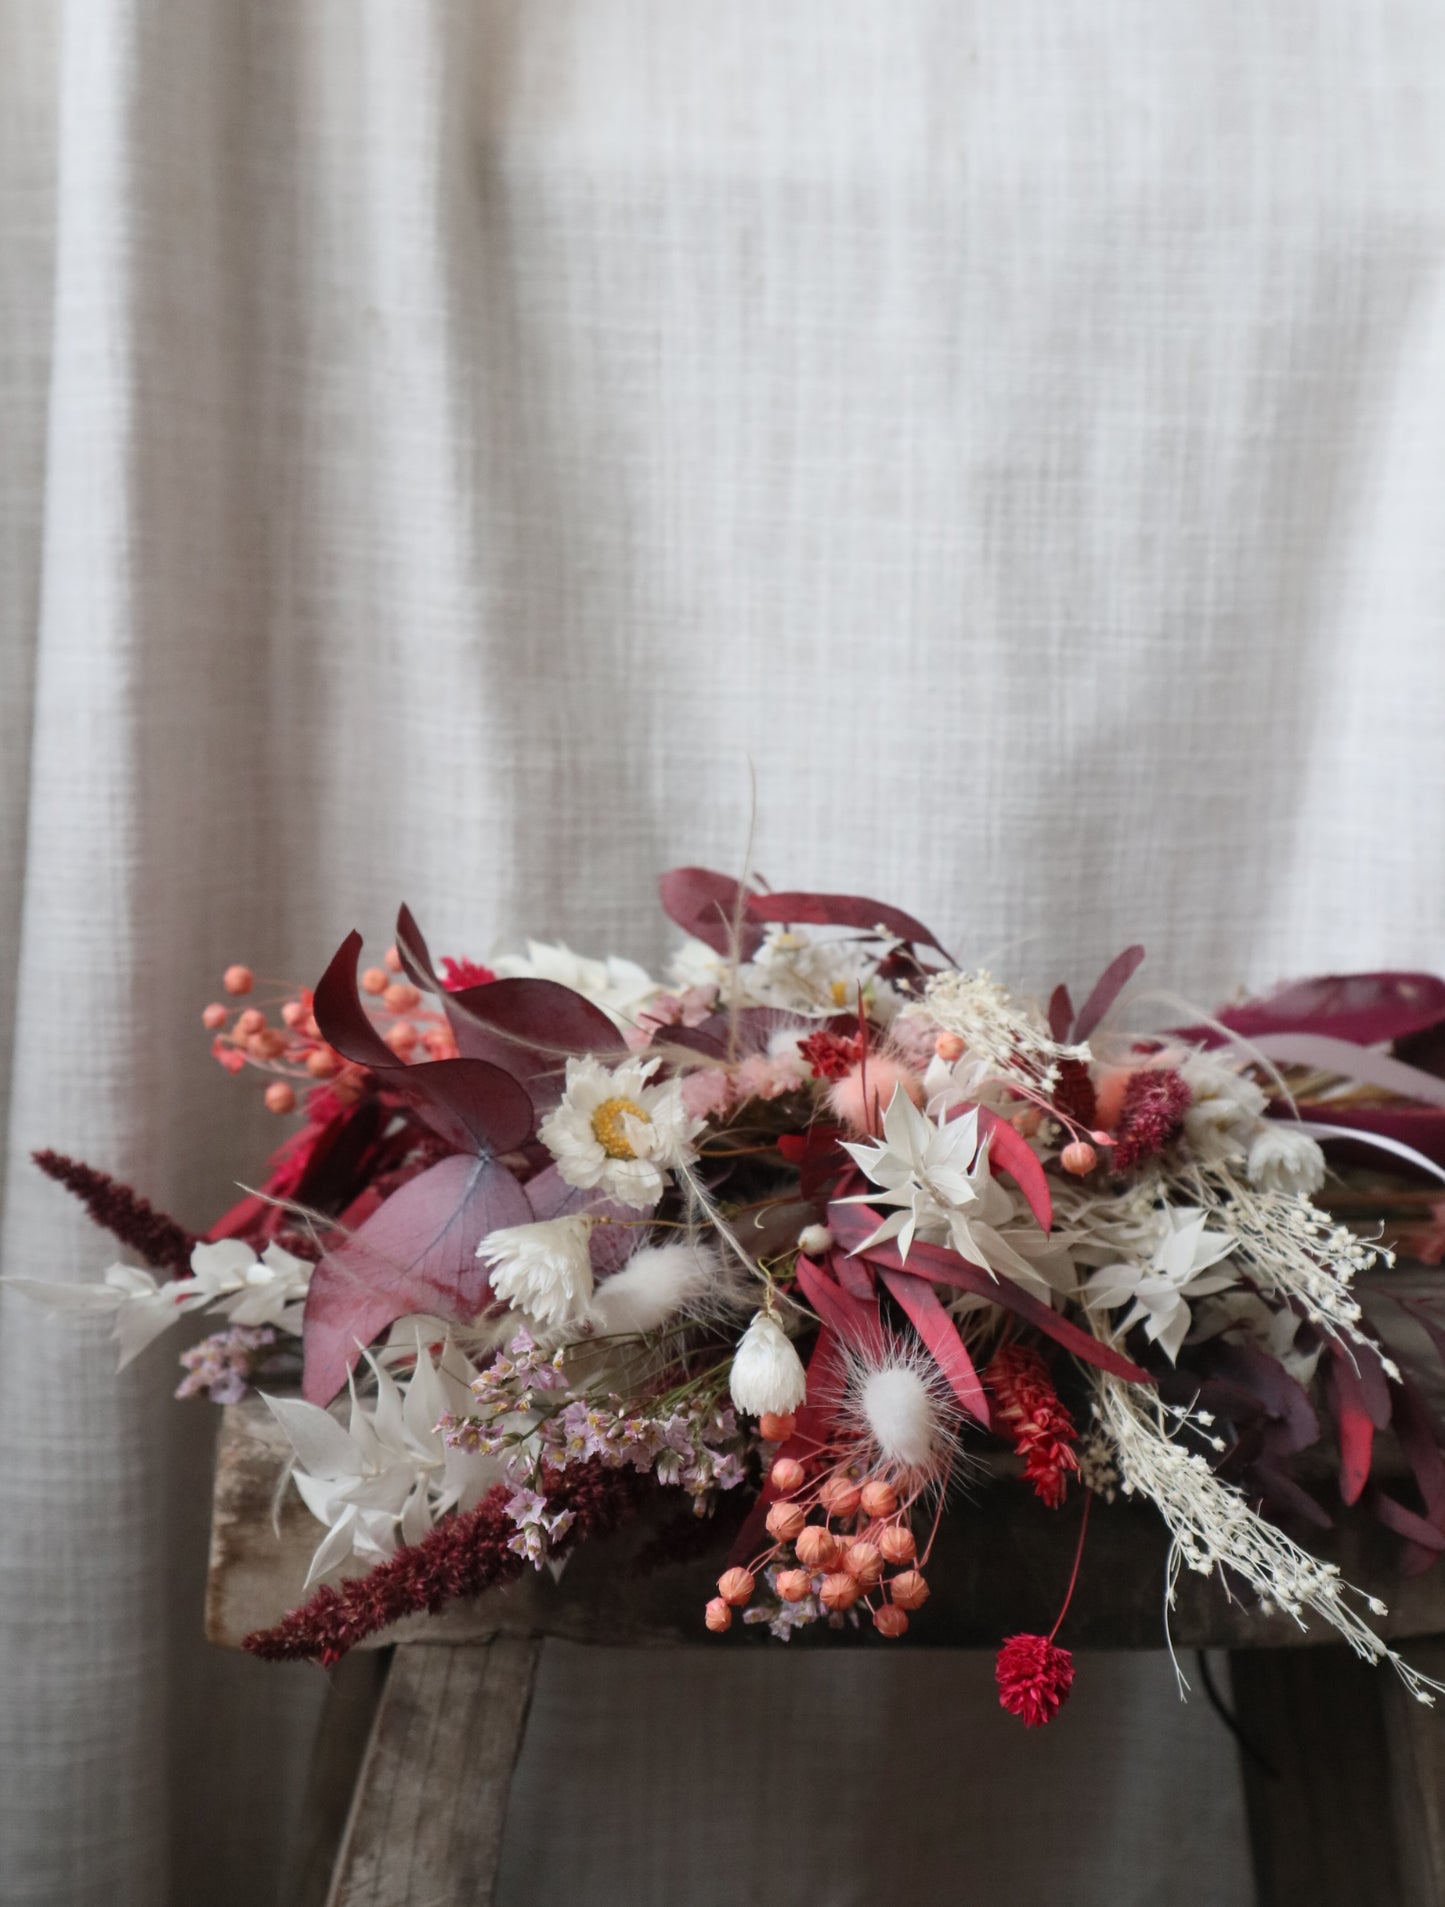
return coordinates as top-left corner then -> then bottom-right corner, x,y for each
1093,1371 -> 1443,1705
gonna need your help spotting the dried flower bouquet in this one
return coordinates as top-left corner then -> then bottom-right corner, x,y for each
23,868 -> 1445,1726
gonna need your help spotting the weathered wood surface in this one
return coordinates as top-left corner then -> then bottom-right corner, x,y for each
289,1651 -> 390,1907
1231,1646 -> 1407,1907
208,1393 -> 1445,1653
325,1641 -> 541,1907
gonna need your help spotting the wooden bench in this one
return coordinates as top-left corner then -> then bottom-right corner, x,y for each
207,1395 -> 1445,1907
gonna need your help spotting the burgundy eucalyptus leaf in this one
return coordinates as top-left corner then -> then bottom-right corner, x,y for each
313,931 -> 407,1074
1325,1348 -> 1378,1506
301,1154 -> 531,1404
1389,1376 -> 1445,1526
1365,1485 -> 1445,1552
444,978 -> 625,1107
1249,1461 -> 1335,1531
795,1254 -> 884,1358
978,1109 -> 1053,1232
1213,972 -> 1445,1050
1199,1341 -> 1320,1455
876,1266 -> 990,1427
403,1057 -> 535,1158
1048,984 -> 1074,1043
393,904 -> 446,996
658,867 -> 763,959
745,889 -> 952,963
827,1206 -> 1152,1385
1289,1104 -> 1445,1172
1072,945 -> 1147,1042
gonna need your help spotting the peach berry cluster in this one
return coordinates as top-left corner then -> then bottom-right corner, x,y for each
706,1412 -> 931,1639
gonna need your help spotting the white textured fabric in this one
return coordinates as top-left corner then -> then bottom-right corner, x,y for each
5,0 -> 1445,1899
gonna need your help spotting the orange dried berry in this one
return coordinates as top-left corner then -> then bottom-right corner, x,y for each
860,1480 -> 898,1519
201,1003 -> 228,1031
770,1457 -> 806,1496
765,1502 -> 807,1543
264,1082 -> 296,1115
717,1567 -> 756,1608
361,967 -> 388,996
878,1524 -> 917,1565
819,1477 -> 861,1519
384,945 -> 404,974
795,1526 -> 841,1571
874,1603 -> 910,1638
844,1541 -> 884,1587
889,1569 -> 930,1611
759,1411 -> 796,1442
384,1020 -> 418,1056
704,1597 -> 732,1633
777,1569 -> 813,1603
819,1572 -> 861,1612
223,965 -> 254,996
306,1048 -> 340,1078
235,1008 -> 265,1038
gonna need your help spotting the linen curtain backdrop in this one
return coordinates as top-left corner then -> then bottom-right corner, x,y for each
5,2 -> 1445,1901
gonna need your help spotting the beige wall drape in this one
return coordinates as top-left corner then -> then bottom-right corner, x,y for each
6,2 -> 1445,1900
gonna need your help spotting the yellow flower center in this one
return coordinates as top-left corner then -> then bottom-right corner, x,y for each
830,979 -> 851,1007
591,1095 -> 649,1160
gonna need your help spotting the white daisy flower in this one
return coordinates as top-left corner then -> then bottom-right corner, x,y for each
478,1214 -> 596,1327
537,1054 -> 702,1211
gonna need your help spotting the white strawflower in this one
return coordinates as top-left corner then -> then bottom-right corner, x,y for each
1179,1052 -> 1267,1164
729,1311 -> 807,1417
478,1215 -> 595,1327
1246,1124 -> 1327,1196
538,1054 -> 702,1211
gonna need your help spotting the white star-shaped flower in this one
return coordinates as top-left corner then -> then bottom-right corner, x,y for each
1084,1205 -> 1237,1362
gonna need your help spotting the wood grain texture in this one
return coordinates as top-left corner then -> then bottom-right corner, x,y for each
327,1640 -> 542,1907
207,1394 -> 1445,1654
1230,1647 -> 1405,1907
1383,1637 -> 1445,1905
288,1651 -> 392,1907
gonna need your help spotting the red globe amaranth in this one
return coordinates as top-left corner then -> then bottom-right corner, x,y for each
1111,1068 -> 1191,1172
985,1343 -> 1079,1508
995,1633 -> 1075,1727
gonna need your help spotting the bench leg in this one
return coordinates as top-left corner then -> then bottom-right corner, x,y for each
288,1649 -> 393,1907
1229,1643 -> 1445,1907
325,1638 -> 543,1907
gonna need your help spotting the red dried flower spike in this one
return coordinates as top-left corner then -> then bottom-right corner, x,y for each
243,1458 -> 645,1663
1111,1067 -> 1190,1172
995,1633 -> 1076,1727
985,1343 -> 1079,1508
32,1149 -> 201,1278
